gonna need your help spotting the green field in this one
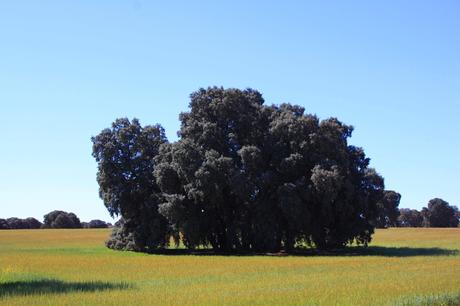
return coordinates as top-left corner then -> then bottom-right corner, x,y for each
0,228 -> 459,305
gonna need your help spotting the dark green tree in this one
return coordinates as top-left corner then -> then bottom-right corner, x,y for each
0,218 -> 8,229
155,87 -> 387,251
24,217 -> 42,229
155,88 -> 267,251
92,118 -> 169,252
421,198 -> 459,227
88,219 -> 109,228
397,208 -> 423,227
94,87 -> 393,252
5,218 -> 26,229
0,217 -> 42,229
375,191 -> 401,228
43,211 -> 81,228
105,218 -> 139,250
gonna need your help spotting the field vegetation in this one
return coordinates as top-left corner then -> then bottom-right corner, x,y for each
0,228 -> 459,305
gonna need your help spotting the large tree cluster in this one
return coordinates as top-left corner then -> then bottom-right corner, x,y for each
92,87 -> 394,252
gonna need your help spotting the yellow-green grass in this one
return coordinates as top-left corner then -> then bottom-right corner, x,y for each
0,228 -> 459,305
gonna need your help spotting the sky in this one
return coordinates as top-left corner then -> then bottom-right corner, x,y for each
0,1 -> 459,223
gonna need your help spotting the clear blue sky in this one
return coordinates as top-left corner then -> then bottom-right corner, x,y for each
1,1 -> 459,223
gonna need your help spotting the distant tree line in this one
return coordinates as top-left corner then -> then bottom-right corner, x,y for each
373,196 -> 459,228
0,210 -> 111,230
0,217 -> 42,229
398,198 -> 459,228
92,87 -> 411,253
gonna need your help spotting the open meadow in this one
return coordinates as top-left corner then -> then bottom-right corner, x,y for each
0,228 -> 459,305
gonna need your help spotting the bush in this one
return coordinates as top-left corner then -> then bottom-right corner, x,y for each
105,219 -> 138,251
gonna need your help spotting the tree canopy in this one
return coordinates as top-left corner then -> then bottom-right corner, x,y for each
0,217 -> 42,229
43,210 -> 81,229
397,199 -> 459,228
92,118 -> 170,251
88,219 -> 110,228
93,87 -> 397,252
375,191 -> 401,228
398,208 -> 424,227
421,198 -> 459,228
0,219 -> 8,229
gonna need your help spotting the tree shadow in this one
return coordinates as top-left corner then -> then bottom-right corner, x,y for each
0,279 -> 132,298
291,246 -> 459,257
142,246 -> 458,257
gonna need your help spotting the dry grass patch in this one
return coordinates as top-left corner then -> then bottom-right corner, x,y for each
0,228 -> 459,305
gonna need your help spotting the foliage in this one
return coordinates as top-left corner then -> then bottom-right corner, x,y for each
24,218 -> 42,229
421,198 -> 459,228
154,87 -> 386,251
398,198 -> 459,228
87,220 -> 109,228
5,218 -> 28,229
375,190 -> 401,228
398,209 -> 424,227
94,87 -> 391,252
43,211 -> 81,229
105,219 -> 138,251
0,217 -> 42,230
91,118 -> 170,252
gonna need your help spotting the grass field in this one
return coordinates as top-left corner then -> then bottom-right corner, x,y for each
0,228 -> 459,305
